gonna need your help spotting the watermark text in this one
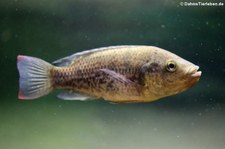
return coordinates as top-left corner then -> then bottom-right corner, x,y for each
180,1 -> 224,7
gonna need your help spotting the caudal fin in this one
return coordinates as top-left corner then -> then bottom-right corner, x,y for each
17,55 -> 53,100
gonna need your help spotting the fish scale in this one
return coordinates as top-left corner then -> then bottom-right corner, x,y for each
52,48 -> 145,95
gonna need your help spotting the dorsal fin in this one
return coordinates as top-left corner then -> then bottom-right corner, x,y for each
52,45 -> 141,66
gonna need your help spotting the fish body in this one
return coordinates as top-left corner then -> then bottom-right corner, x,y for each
17,46 -> 201,103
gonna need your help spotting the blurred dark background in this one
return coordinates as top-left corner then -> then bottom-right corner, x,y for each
0,0 -> 225,149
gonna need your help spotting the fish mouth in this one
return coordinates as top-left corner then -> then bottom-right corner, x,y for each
184,65 -> 202,88
188,65 -> 202,78
189,66 -> 202,78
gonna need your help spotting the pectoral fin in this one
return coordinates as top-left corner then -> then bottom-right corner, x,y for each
98,69 -> 142,99
100,69 -> 134,85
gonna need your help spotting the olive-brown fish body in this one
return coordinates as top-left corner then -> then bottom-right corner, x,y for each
53,46 -> 154,102
17,46 -> 201,103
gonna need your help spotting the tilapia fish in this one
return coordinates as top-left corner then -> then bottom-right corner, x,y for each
17,46 -> 201,103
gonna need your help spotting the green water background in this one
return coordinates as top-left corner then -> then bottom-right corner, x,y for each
0,0 -> 225,149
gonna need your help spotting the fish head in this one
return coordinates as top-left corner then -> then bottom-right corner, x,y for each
143,48 -> 202,98
161,57 -> 201,96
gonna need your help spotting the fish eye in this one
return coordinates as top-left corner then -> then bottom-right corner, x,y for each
166,60 -> 177,72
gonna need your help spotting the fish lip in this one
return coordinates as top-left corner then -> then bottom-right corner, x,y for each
189,65 -> 202,78
191,71 -> 202,77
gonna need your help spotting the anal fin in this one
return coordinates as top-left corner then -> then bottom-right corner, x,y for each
57,90 -> 98,101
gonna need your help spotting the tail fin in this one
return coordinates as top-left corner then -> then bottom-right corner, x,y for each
17,55 -> 53,100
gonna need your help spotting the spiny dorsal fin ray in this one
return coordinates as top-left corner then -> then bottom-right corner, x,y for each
52,45 -> 143,67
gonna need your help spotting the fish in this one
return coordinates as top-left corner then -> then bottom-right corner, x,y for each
17,45 -> 202,103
